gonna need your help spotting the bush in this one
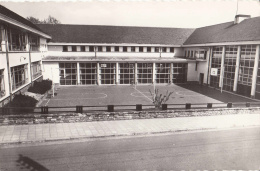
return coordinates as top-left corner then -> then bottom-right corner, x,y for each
28,79 -> 52,94
9,94 -> 38,113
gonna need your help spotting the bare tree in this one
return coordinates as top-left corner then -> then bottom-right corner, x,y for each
27,15 -> 61,24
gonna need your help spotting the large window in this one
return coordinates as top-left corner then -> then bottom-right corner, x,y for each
80,46 -> 85,52
72,46 -> 77,52
223,46 -> 237,92
210,47 -> 223,88
11,64 -> 28,90
80,63 -> 97,85
237,45 -> 256,97
137,63 -> 153,84
155,63 -> 170,83
0,70 -> 5,98
63,46 -> 68,52
118,63 -> 135,84
99,63 -> 116,84
31,61 -> 42,80
7,29 -> 26,51
172,63 -> 187,84
59,63 -> 77,85
30,35 -> 39,51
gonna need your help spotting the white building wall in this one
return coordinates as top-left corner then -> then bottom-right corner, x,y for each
197,62 -> 208,84
187,62 -> 198,82
42,62 -> 60,84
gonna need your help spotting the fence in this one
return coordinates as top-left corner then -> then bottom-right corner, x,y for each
0,102 -> 260,115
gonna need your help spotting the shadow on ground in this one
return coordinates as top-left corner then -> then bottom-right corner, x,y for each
178,84 -> 257,103
16,154 -> 49,171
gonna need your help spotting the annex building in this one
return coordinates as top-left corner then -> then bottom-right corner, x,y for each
0,5 -> 260,106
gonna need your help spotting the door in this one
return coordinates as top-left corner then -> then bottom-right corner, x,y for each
199,73 -> 204,85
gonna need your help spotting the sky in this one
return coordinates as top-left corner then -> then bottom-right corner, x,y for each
1,0 -> 260,28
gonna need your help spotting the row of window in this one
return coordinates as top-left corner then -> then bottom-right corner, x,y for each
210,45 -> 257,98
184,50 -> 207,60
10,62 -> 42,91
59,62 -> 187,85
62,45 -> 174,53
0,27 -> 40,52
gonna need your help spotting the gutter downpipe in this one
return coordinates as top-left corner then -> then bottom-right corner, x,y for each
4,28 -> 12,102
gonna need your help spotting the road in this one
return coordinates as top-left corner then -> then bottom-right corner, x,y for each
0,127 -> 259,170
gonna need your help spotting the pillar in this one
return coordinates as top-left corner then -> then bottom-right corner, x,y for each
251,45 -> 260,98
170,63 -> 173,84
233,46 -> 241,92
116,62 -> 119,84
97,62 -> 100,85
207,47 -> 213,85
135,62 -> 138,84
77,62 -> 80,85
153,63 -> 156,84
219,46 -> 225,88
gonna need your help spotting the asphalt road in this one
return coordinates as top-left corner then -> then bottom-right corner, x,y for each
0,127 -> 259,170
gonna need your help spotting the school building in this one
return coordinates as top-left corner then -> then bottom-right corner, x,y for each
0,5 -> 260,106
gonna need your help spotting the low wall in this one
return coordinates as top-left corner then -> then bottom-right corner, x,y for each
0,107 -> 259,125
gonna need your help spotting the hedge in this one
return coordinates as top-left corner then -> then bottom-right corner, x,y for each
8,94 -> 38,113
28,79 -> 52,94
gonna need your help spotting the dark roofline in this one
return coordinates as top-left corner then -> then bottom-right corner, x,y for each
36,23 -> 194,30
0,5 -> 51,38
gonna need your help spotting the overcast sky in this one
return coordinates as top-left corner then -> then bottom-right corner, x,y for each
1,0 -> 260,28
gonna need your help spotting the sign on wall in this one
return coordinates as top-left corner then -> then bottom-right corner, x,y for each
211,68 -> 218,76
101,64 -> 107,68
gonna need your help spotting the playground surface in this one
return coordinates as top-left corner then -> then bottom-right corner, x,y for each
39,84 -> 258,112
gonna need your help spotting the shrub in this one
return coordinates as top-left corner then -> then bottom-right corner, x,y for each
9,94 -> 38,113
28,79 -> 52,94
149,89 -> 173,109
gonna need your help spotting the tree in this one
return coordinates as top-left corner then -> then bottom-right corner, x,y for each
26,16 -> 42,24
149,89 -> 173,109
43,15 -> 61,24
26,15 -> 61,24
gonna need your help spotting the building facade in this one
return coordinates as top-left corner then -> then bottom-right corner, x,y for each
0,5 -> 51,106
0,5 -> 260,105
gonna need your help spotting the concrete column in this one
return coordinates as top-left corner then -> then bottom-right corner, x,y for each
251,45 -> 260,98
135,47 -> 139,52
77,62 -> 80,85
97,62 -> 100,85
111,46 -> 115,52
170,63 -> 173,84
119,46 -> 123,52
135,63 -> 138,84
219,46 -> 225,88
143,47 -> 147,53
116,62 -> 119,84
153,63 -> 156,84
25,34 -> 30,52
151,47 -> 155,53
207,47 -> 212,85
233,46 -> 241,92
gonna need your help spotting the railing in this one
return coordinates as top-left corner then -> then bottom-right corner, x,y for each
0,102 -> 259,115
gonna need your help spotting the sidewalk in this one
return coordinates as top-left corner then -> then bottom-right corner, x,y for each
0,114 -> 259,144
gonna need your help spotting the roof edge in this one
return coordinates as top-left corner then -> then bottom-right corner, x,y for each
0,13 -> 51,39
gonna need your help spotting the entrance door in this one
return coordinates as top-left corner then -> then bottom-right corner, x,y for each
199,73 -> 204,85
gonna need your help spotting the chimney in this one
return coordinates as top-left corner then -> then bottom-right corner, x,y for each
234,14 -> 251,24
